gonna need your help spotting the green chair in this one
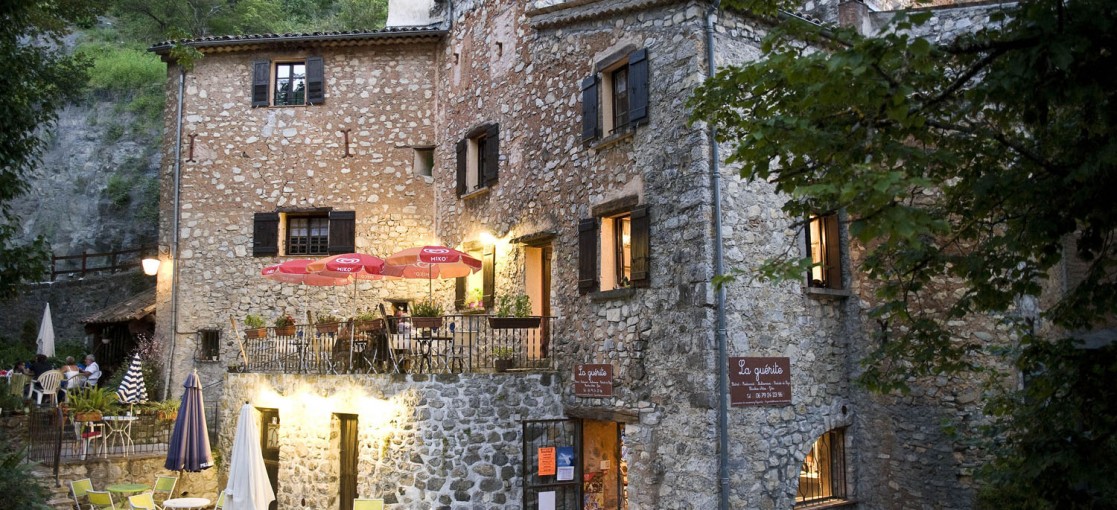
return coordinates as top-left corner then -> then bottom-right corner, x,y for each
86,490 -> 116,510
152,475 -> 177,506
353,498 -> 384,510
213,491 -> 225,509
127,493 -> 157,510
70,478 -> 94,510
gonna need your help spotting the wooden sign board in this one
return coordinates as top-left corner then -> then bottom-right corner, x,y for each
573,364 -> 613,398
729,357 -> 792,406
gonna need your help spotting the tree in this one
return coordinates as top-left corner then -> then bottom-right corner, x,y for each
691,0 -> 1116,505
0,0 -> 101,300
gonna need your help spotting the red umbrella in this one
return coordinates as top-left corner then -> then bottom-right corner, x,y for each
261,259 -> 352,287
305,253 -> 386,280
384,246 -> 482,296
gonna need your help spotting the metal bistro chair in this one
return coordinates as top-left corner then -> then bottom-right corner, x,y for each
353,498 -> 384,510
31,369 -> 63,406
127,493 -> 157,510
152,475 -> 178,506
86,490 -> 116,510
70,478 -> 94,510
213,490 -> 225,509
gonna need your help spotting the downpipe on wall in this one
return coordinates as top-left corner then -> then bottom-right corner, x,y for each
162,68 -> 185,400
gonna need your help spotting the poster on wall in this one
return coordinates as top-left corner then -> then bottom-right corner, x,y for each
557,446 -> 575,481
728,356 -> 792,406
538,446 -> 556,476
574,364 -> 614,397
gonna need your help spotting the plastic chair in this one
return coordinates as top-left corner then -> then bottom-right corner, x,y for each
127,493 -> 157,510
152,475 -> 177,505
31,370 -> 63,405
86,490 -> 116,510
213,491 -> 225,509
70,478 -> 94,509
353,499 -> 384,510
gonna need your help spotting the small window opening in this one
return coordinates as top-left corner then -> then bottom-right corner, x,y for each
413,148 -> 434,177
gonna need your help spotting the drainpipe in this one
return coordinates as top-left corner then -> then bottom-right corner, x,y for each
704,2 -> 730,510
163,67 -> 186,400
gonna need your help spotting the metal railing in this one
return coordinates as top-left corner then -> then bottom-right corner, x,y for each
26,407 -> 177,465
235,314 -> 555,375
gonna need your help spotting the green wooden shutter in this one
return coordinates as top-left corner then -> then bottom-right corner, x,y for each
306,56 -> 325,105
630,205 -> 650,287
578,218 -> 598,294
252,61 -> 270,107
627,48 -> 648,125
327,210 -> 355,254
483,123 -> 500,187
252,212 -> 279,256
581,75 -> 600,144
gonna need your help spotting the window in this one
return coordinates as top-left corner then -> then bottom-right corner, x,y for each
456,123 -> 500,197
196,329 -> 220,361
582,47 -> 649,144
252,210 -> 354,257
579,202 -> 650,293
413,147 -> 434,177
806,213 -> 842,289
796,429 -> 848,505
251,57 -> 324,107
455,243 -> 494,311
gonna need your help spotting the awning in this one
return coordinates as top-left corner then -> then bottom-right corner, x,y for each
82,288 -> 156,325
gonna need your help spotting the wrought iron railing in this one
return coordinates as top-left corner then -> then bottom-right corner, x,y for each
234,314 -> 555,375
26,407 -> 177,465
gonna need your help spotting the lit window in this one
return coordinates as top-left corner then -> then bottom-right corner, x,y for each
807,213 -> 842,289
602,214 -> 632,289
796,429 -> 848,505
579,203 -> 649,294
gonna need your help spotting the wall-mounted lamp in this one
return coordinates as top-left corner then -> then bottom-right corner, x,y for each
142,256 -> 161,276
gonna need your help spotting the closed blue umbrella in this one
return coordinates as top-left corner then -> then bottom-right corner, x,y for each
164,370 -> 214,471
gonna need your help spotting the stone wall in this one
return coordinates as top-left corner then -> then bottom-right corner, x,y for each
219,372 -> 564,509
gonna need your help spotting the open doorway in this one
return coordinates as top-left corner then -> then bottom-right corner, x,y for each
525,244 -> 552,359
582,420 -> 628,510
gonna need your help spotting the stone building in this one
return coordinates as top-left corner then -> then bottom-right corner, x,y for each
150,0 -> 1010,508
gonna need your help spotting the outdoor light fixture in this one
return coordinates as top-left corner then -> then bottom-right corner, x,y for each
142,256 -> 161,276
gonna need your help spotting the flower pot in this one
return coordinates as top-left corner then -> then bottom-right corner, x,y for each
275,325 -> 296,337
410,317 -> 444,329
246,328 -> 267,339
356,320 -> 384,332
73,411 -> 103,422
316,323 -> 339,334
488,317 -> 542,329
494,359 -> 514,373
156,410 -> 178,423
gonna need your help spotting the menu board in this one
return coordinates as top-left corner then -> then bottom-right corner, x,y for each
573,364 -> 614,398
728,357 -> 792,406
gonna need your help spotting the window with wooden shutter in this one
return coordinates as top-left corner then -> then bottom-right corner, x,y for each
626,48 -> 649,125
581,75 -> 600,144
455,139 -> 467,197
253,212 -> 280,256
306,56 -> 324,104
455,278 -> 466,310
252,61 -> 270,107
629,205 -> 650,287
584,47 -> 649,143
578,218 -> 598,294
482,124 -> 500,186
806,213 -> 843,289
483,248 -> 495,308
327,210 -> 355,254
458,123 -> 499,198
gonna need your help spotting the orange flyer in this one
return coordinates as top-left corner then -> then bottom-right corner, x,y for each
538,447 -> 556,476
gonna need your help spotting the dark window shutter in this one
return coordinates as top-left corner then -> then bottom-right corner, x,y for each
327,210 -> 356,254
483,124 -> 500,186
455,139 -> 467,197
306,56 -> 325,105
483,249 -> 495,308
630,205 -> 650,287
581,75 -> 600,144
455,278 -> 466,309
578,218 -> 598,294
252,61 -> 270,107
252,212 -> 279,256
627,48 -> 649,125
823,214 -> 841,289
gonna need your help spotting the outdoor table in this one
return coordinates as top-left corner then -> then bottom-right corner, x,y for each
415,336 -> 454,373
102,415 -> 138,456
106,482 -> 150,504
162,497 -> 211,509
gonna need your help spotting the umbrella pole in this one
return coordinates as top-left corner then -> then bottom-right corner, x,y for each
349,283 -> 357,372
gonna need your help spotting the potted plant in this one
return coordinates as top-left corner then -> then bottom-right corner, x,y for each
67,386 -> 121,422
488,294 -> 541,329
274,312 -> 296,336
354,309 -> 383,332
410,299 -> 444,329
461,288 -> 486,314
244,314 -> 267,339
492,346 -> 515,373
315,312 -> 341,334
149,399 -> 180,423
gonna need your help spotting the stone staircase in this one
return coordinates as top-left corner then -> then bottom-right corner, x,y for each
26,463 -> 76,510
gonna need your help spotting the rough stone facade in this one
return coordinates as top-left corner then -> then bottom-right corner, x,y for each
152,1 -> 1011,509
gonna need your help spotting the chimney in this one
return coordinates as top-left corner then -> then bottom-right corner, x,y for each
838,0 -> 870,35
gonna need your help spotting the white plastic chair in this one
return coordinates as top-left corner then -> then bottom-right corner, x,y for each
31,370 -> 63,405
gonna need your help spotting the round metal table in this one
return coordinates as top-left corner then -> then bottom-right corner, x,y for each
163,497 -> 212,509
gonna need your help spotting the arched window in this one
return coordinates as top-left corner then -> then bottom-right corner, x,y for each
796,428 -> 848,505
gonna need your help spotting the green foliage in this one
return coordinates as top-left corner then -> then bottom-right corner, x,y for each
66,386 -> 121,415
0,437 -> 50,509
104,173 -> 132,209
492,346 -> 515,360
244,314 -> 265,329
273,312 -> 295,328
494,294 -> 532,318
0,342 -> 34,372
410,299 -> 444,318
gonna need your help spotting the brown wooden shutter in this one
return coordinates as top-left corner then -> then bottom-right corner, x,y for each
327,210 -> 355,254
581,75 -> 600,144
306,56 -> 325,105
483,124 -> 500,187
252,61 -> 270,107
627,48 -> 649,125
578,218 -> 598,294
630,205 -> 650,287
456,139 -> 467,197
823,214 -> 841,289
455,277 -> 466,310
252,212 -> 279,256
483,248 -> 495,308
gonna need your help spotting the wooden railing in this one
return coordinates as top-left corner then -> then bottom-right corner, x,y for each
50,245 -> 154,281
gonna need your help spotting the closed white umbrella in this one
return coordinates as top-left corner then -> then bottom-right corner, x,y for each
226,404 -> 275,510
36,303 -> 55,357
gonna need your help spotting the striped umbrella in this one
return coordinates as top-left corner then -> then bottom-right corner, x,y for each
115,354 -> 148,405
164,370 -> 214,472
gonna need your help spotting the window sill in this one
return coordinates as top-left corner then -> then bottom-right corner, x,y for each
461,187 -> 491,201
589,287 -> 637,302
795,499 -> 856,510
588,128 -> 634,151
804,286 -> 852,299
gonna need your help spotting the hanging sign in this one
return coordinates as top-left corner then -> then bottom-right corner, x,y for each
538,447 -> 556,476
573,364 -> 614,398
729,357 -> 792,406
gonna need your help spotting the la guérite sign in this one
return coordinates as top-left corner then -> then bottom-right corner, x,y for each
728,357 -> 791,406
573,364 -> 613,398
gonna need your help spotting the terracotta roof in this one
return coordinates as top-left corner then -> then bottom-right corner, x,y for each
149,25 -> 446,55
82,288 -> 156,325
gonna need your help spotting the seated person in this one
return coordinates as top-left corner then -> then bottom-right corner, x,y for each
78,355 -> 101,387
13,361 -> 32,376
61,356 -> 82,388
29,354 -> 53,378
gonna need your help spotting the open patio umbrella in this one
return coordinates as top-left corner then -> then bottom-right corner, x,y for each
306,252 -> 386,280
226,403 -> 275,510
261,259 -> 353,287
164,370 -> 214,472
383,245 -> 482,295
36,303 -> 55,357
115,353 -> 148,411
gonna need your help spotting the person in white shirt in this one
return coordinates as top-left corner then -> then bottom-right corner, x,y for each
79,355 -> 101,387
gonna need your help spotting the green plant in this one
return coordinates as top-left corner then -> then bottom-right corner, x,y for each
66,387 -> 121,416
354,309 -> 379,322
492,346 -> 515,360
495,294 -> 532,318
274,312 -> 295,328
411,299 -> 444,317
244,314 -> 265,329
0,438 -> 50,509
316,312 -> 341,324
